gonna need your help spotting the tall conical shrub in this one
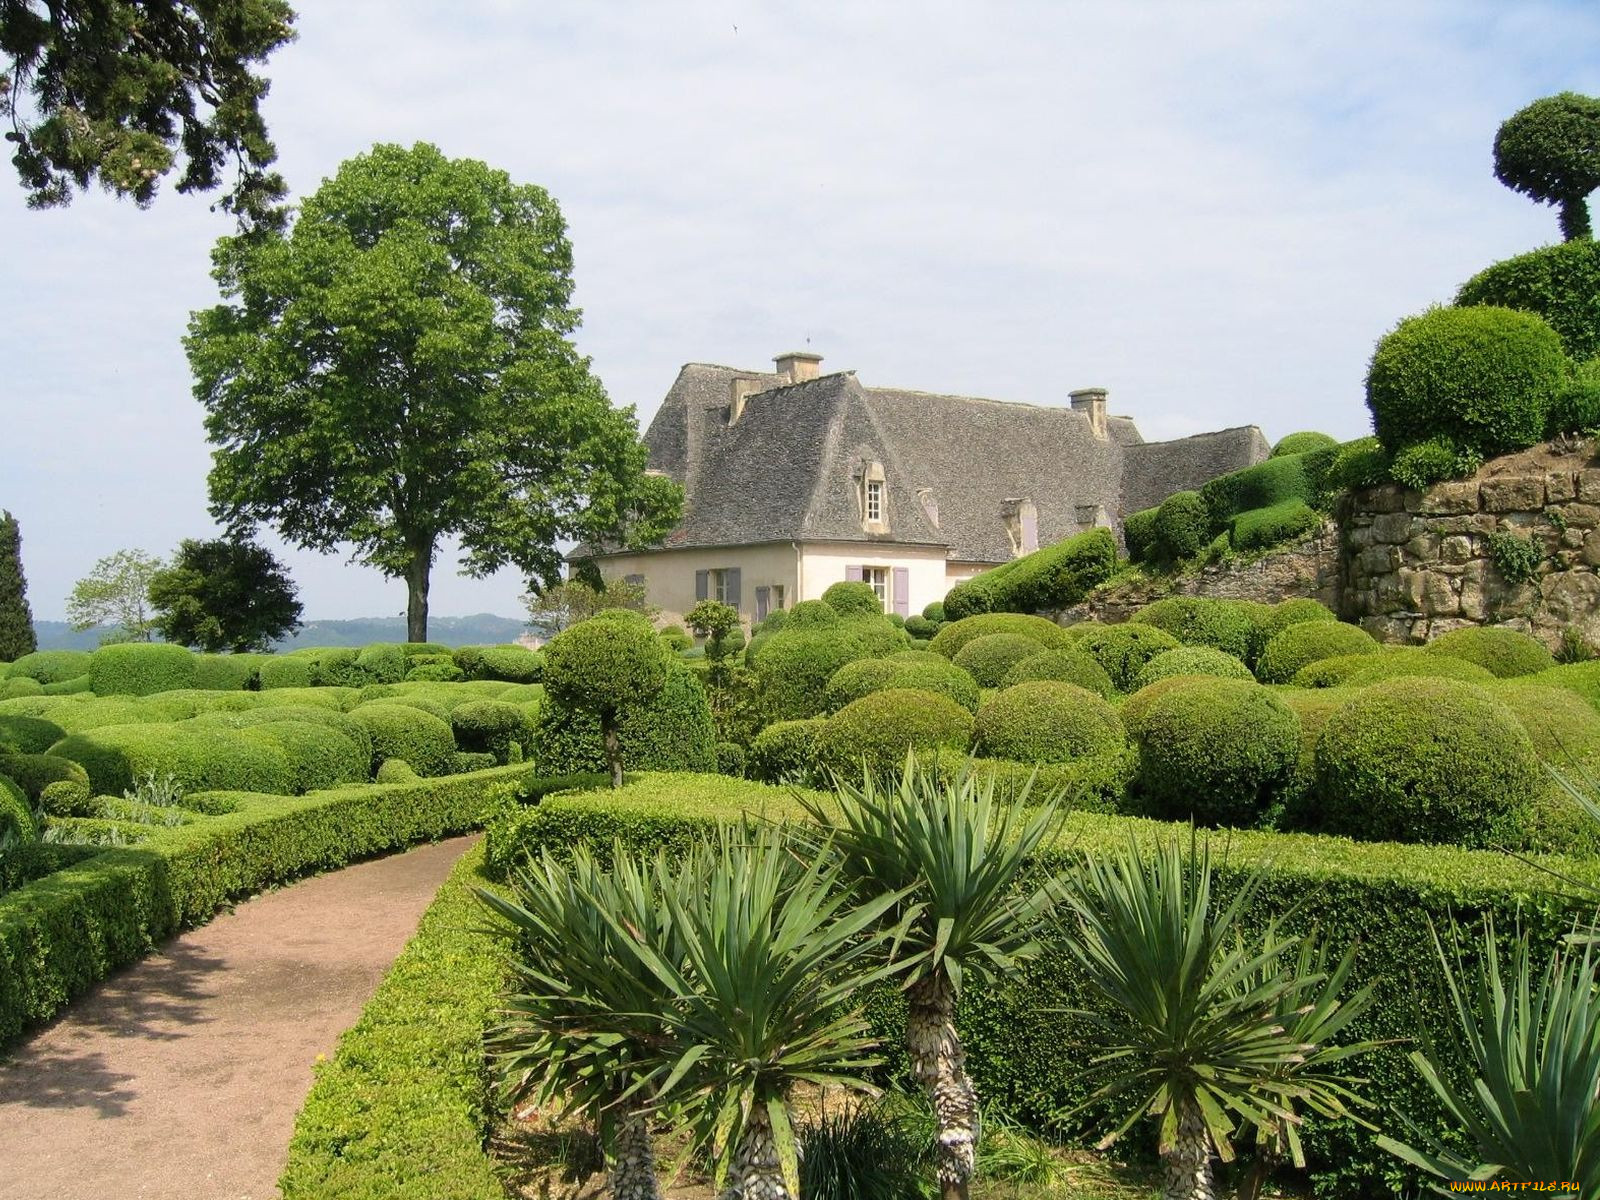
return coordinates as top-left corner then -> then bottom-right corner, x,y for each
0,511 -> 36,662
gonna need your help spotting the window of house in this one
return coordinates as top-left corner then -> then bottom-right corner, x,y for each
771,584 -> 785,609
862,566 -> 889,609
865,479 -> 884,522
711,569 -> 729,602
696,567 -> 742,609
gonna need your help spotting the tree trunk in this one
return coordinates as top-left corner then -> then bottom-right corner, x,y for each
607,1107 -> 662,1200
1560,196 -> 1592,242
1161,1100 -> 1216,1200
602,712 -> 624,788
906,971 -> 977,1200
718,1105 -> 791,1200
405,544 -> 431,644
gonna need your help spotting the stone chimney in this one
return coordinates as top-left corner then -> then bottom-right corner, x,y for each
729,375 -> 761,424
1070,387 -> 1108,440
774,350 -> 823,384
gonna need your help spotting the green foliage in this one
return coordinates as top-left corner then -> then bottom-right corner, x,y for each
196,704 -> 375,766
1229,498 -> 1323,551
542,615 -> 669,723
450,700 -> 528,765
0,713 -> 66,753
522,577 -> 653,636
405,661 -> 464,683
1273,431 -> 1340,457
354,643 -> 406,685
943,528 -> 1118,619
752,625 -> 878,722
148,537 -> 302,652
1365,305 -> 1565,457
747,719 -> 827,785
1320,436 -> 1392,494
1074,623 -> 1182,692
715,741 -> 745,777
1492,91 -> 1600,241
1129,596 -> 1255,661
1121,506 -> 1160,564
1255,621 -> 1378,684
1488,530 -> 1545,584
1200,452 -> 1334,539
374,758 -> 417,783
1549,375 -> 1600,435
238,721 -> 368,793
3,650 -> 90,685
87,642 -> 197,695
0,753 -> 88,800
921,602 -> 946,624
1312,677 -> 1542,847
824,656 -> 980,714
1133,678 -> 1300,827
1387,435 -> 1484,491
532,661 -> 716,776
348,703 -> 456,777
1133,645 -> 1253,689
0,512 -> 36,662
816,689 -> 973,776
192,653 -> 255,691
1457,237 -> 1600,361
821,580 -> 884,616
1425,626 -> 1556,678
999,648 -> 1115,697
972,680 -> 1124,764
49,722 -> 293,797
1152,489 -> 1210,560
1292,647 -> 1497,689
188,141 -> 682,641
903,614 -> 938,639
928,612 -> 1067,660
0,774 -> 34,841
952,632 -> 1050,688
66,548 -> 163,642
1493,681 -> 1600,767
796,1102 -> 932,1200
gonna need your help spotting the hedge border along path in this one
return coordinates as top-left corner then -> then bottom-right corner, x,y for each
0,764 -> 595,1045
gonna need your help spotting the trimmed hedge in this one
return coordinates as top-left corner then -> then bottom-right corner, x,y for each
823,656 -> 981,715
354,644 -> 406,685
822,658 -> 899,712
747,718 -> 827,784
943,528 -> 1117,619
1073,623 -> 1182,692
999,648 -> 1115,697
928,613 -> 1067,659
1200,453 -> 1329,538
49,723 -> 293,797
1272,431 -> 1339,457
533,662 -> 716,776
1423,625 -> 1556,678
752,625 -> 880,721
237,721 -> 368,794
1255,621 -> 1378,684
952,633 -> 1049,688
1152,490 -> 1210,560
347,704 -> 456,777
972,681 -> 1124,765
1128,596 -> 1255,661
89,643 -> 197,696
0,774 -> 33,840
0,763 -> 550,1046
3,650 -> 92,685
258,656 -> 315,689
1456,237 -> 1600,361
192,654 -> 255,691
1312,677 -> 1542,848
375,759 -> 418,783
815,688 -> 974,776
1229,499 -> 1322,552
1121,507 -> 1159,564
1494,681 -> 1600,766
1292,647 -> 1497,689
0,753 -> 89,800
1133,646 -> 1253,689
450,701 -> 529,765
0,713 -> 67,754
821,580 -> 884,616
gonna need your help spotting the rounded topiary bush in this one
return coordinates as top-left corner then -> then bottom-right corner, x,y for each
1292,647 -> 1496,689
821,581 -> 885,616
1074,623 -> 1183,692
817,688 -> 973,778
49,723 -> 292,797
927,613 -> 1066,660
406,661 -> 466,683
1261,598 -> 1338,639
238,721 -> 368,793
747,718 -> 826,784
450,700 -> 529,764
1133,646 -> 1253,689
888,650 -> 946,667
347,703 -> 456,777
1313,677 -> 1541,847
474,646 -> 542,684
1425,626 -> 1556,678
1255,621 -> 1378,684
39,778 -> 93,817
972,681 -> 1124,764
196,704 -> 375,765
0,713 -> 68,754
787,600 -> 841,630
534,662 -> 717,776
1456,238 -> 1600,362
191,654 -> 255,691
256,655 -> 313,689
1365,304 -> 1566,456
1117,675 -> 1212,736
1152,490 -> 1211,559
375,758 -> 418,783
999,648 -> 1115,697
754,627 -> 874,721
0,753 -> 89,800
1134,679 -> 1300,827
716,741 -> 745,777
952,633 -> 1050,688
1493,681 -> 1600,766
4,650 -> 92,685
89,643 -> 197,696
904,615 -> 939,639
1272,431 -> 1340,458
1129,597 -> 1255,662
0,774 -> 35,841
353,643 -> 407,685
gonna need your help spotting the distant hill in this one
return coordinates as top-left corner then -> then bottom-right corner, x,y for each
32,614 -> 529,652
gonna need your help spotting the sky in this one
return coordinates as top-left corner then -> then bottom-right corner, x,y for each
4,1 -> 1598,621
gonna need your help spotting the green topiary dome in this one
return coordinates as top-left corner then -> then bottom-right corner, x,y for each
972,680 -> 1125,764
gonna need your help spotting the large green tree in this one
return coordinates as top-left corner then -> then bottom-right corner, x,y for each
0,0 -> 295,228
187,142 -> 681,643
0,510 -> 36,661
66,548 -> 163,642
148,536 -> 302,652
1494,92 -> 1600,242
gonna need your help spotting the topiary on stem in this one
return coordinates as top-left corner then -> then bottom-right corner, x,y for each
541,612 -> 670,787
1493,92 -> 1600,241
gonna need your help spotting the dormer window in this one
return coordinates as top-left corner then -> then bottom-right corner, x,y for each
866,479 -> 884,522
859,460 -> 889,532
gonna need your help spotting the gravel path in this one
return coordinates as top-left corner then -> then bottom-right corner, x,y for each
0,835 -> 476,1200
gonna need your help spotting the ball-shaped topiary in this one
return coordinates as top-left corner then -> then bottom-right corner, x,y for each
753,626 -> 875,722
451,699 -> 530,764
1492,92 -> 1600,242
1365,304 -> 1566,457
1292,647 -> 1496,689
972,680 -> 1124,764
904,615 -> 938,639
258,655 -> 314,689
1272,431 -> 1340,458
927,613 -> 1067,660
816,688 -> 973,778
1261,598 -> 1338,639
49,722 -> 293,796
89,642 -> 197,696
1424,626 -> 1556,678
787,600 -> 841,630
238,721 -> 368,793
821,581 -> 885,616
0,774 -> 35,841
1313,677 -> 1541,848
0,713 -> 68,756
824,659 -> 901,712
1121,508 -> 1160,564
952,633 -> 1050,688
1153,490 -> 1211,560
375,758 -> 418,783
4,650 -> 92,685
1457,238 -> 1600,362
1128,597 -> 1255,662
347,703 -> 456,777
353,643 -> 407,685
922,601 -> 946,624
1134,679 -> 1300,827
1074,623 -> 1183,692
887,661 -> 982,713
0,752 -> 89,800
1493,681 -> 1600,766
1255,621 -> 1378,684
747,718 -> 827,784
999,648 -> 1115,698
542,616 -> 672,785
1133,646 -> 1254,690
534,661 -> 716,777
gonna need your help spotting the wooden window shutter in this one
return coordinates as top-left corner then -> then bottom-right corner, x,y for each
893,568 -> 910,617
725,568 -> 742,608
845,565 -> 863,582
755,586 -> 770,622
695,570 -> 709,601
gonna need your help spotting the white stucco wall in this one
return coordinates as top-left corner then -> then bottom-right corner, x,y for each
797,543 -> 951,618
589,543 -> 801,627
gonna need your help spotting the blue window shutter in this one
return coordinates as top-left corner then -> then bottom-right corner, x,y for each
725,568 -> 742,608
755,586 -> 770,622
845,565 -> 863,583
893,568 -> 910,617
695,570 -> 709,601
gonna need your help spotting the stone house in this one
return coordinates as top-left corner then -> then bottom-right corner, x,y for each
575,351 -> 1269,626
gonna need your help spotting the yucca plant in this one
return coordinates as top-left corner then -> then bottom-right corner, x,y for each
620,824 -> 911,1200
1376,921 -> 1600,1191
801,755 -> 1064,1200
1057,834 -> 1372,1200
481,842 -> 682,1200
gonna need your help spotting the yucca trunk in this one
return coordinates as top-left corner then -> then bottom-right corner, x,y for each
906,971 -> 978,1200
608,1108 -> 662,1200
719,1105 -> 790,1200
1161,1100 -> 1216,1200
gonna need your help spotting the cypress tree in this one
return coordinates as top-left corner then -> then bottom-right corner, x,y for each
0,511 -> 37,661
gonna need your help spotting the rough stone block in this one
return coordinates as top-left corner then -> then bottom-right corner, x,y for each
1561,503 -> 1600,529
1360,485 -> 1408,514
1405,534 -> 1440,561
1418,481 -> 1479,516
1547,472 -> 1578,503
1460,579 -> 1485,620
1357,545 -> 1402,575
1585,530 -> 1600,568
1440,535 -> 1474,564
1345,524 -> 1374,550
1480,477 -> 1545,512
1372,512 -> 1414,544
1431,516 -> 1474,535
1579,471 -> 1600,504
1471,513 -> 1499,535
1563,529 -> 1587,550
1421,572 -> 1460,617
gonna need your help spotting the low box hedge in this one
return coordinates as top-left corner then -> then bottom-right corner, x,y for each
0,763 -> 552,1046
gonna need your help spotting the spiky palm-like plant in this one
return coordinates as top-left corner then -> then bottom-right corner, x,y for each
481,843 -> 680,1200
1059,835 -> 1372,1200
1377,922 -> 1600,1191
801,757 -> 1063,1200
619,824 -> 910,1200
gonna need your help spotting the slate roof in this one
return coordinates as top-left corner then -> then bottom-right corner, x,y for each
592,361 -> 1268,564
